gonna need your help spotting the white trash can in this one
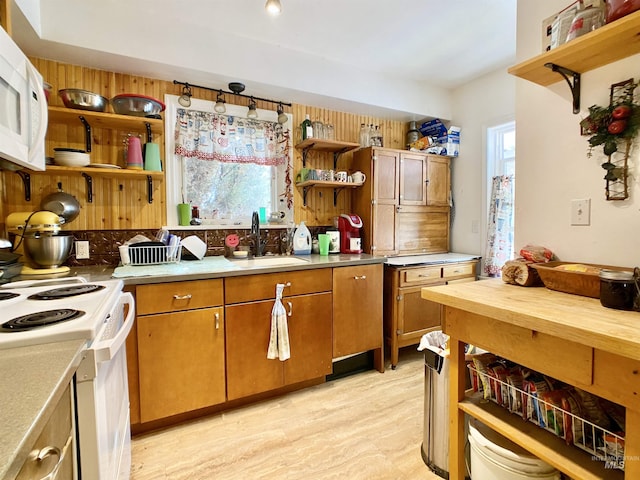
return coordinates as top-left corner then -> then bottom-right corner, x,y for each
468,419 -> 561,480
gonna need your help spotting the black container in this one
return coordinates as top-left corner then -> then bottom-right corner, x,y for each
599,269 -> 636,310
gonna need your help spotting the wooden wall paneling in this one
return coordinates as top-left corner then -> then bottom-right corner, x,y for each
1,0 -> 12,35
1,58 -> 406,230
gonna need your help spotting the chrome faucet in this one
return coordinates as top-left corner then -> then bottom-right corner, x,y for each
251,211 -> 265,257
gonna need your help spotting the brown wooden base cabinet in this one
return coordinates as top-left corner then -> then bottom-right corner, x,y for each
332,264 -> 384,372
135,279 -> 226,423
225,269 -> 333,401
128,263 -> 384,427
384,260 -> 477,368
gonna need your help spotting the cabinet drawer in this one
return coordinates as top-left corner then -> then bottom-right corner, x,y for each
402,266 -> 442,285
17,386 -> 73,480
443,261 -> 476,279
225,268 -> 332,304
136,279 -> 224,315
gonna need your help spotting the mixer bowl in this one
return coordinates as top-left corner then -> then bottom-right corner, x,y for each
22,233 -> 74,269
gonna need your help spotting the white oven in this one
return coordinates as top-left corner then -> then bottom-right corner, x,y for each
0,277 -> 133,480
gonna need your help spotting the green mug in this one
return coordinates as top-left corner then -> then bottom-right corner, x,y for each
178,203 -> 191,226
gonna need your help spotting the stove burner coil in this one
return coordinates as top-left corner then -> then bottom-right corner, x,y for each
0,292 -> 20,301
1,309 -> 85,331
28,284 -> 106,300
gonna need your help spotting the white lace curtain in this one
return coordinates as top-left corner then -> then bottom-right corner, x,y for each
174,108 -> 289,166
484,175 -> 515,277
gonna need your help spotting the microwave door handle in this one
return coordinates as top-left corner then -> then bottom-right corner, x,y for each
92,292 -> 135,364
26,61 -> 48,163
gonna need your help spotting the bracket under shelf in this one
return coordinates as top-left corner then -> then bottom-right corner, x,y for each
300,184 -> 346,206
16,171 -> 31,201
544,63 -> 581,114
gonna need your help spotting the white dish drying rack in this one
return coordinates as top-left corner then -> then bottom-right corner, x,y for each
123,243 -> 182,266
467,364 -> 626,471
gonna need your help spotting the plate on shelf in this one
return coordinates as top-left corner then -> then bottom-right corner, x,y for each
89,163 -> 122,169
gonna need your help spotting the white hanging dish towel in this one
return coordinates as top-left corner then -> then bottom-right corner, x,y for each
267,283 -> 290,361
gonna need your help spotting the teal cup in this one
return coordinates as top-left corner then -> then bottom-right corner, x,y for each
144,142 -> 162,171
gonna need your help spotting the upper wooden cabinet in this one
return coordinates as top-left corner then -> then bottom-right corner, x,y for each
352,147 -> 451,256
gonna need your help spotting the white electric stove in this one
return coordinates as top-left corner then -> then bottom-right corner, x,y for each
0,277 -> 125,349
0,276 -> 134,480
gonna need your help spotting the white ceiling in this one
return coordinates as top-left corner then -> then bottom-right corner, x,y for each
12,0 -> 517,121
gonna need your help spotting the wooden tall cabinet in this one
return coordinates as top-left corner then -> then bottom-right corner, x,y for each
135,279 -> 226,423
224,269 -> 333,400
352,146 -> 451,256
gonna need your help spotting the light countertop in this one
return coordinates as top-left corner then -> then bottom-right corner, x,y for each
0,340 -> 85,480
421,278 -> 640,361
58,253 -> 386,285
384,252 -> 480,267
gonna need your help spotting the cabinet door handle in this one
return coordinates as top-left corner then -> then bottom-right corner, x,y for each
354,275 -> 367,280
287,301 -> 293,317
173,294 -> 192,300
32,434 -> 72,480
284,282 -> 292,287
214,312 -> 220,330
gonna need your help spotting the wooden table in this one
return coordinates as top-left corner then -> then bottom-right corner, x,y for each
422,279 -> 640,480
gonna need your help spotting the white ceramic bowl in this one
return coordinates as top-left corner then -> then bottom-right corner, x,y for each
53,148 -> 90,167
181,235 -> 206,260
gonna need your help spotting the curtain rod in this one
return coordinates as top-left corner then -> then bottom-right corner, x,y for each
173,80 -> 292,107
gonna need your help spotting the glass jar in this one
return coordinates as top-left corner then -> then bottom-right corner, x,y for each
312,119 -> 324,139
325,123 -> 335,140
599,269 -> 636,310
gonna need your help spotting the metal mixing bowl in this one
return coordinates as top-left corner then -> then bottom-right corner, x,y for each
58,88 -> 109,112
22,233 -> 74,269
111,94 -> 165,116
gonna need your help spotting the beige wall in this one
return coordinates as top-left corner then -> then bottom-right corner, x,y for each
515,2 -> 640,266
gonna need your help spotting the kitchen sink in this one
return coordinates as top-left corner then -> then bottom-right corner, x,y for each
230,256 -> 310,268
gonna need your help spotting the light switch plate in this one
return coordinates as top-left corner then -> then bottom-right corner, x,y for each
571,199 -> 590,226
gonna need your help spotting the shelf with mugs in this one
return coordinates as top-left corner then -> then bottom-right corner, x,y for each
295,179 -> 364,206
16,165 -> 164,204
295,138 -> 360,168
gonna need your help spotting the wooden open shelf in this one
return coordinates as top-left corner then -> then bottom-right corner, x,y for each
295,138 -> 360,153
41,165 -> 163,180
48,106 -> 164,134
460,394 -> 624,480
296,180 -> 363,188
508,10 -> 640,86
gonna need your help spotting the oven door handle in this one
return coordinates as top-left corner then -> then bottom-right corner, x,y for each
92,292 -> 135,364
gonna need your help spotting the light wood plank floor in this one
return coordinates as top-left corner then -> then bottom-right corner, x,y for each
130,348 -> 444,479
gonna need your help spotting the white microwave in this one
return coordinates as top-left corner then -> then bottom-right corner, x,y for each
0,26 -> 47,171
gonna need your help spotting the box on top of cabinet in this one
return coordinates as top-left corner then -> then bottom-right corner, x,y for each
418,119 -> 460,157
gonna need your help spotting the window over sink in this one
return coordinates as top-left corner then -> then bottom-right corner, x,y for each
164,95 -> 293,227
